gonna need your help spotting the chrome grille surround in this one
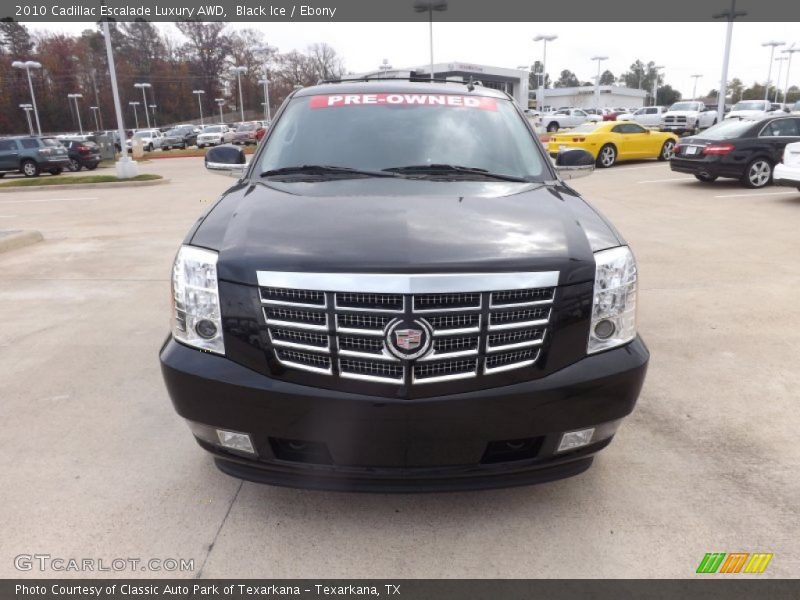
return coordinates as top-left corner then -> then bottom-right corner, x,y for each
257,271 -> 558,386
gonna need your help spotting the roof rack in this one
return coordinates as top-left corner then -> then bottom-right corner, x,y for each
317,76 -> 470,85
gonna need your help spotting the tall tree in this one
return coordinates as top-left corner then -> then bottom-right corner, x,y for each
526,60 -> 550,90
554,69 -> 579,88
599,70 -> 616,85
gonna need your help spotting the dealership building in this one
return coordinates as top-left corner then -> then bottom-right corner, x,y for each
353,61 -> 530,108
535,85 -> 648,111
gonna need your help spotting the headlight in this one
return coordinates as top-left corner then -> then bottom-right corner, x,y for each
171,245 -> 225,355
588,246 -> 637,354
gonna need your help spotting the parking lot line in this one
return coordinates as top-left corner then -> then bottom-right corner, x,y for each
637,178 -> 691,184
713,191 -> 800,198
0,196 -> 99,204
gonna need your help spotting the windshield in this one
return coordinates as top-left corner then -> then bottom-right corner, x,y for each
669,102 -> 701,112
134,131 -> 153,138
166,129 -> 180,135
42,138 -> 63,147
732,101 -> 768,111
237,123 -> 256,131
204,126 -> 223,133
259,93 -> 546,180
696,119 -> 753,140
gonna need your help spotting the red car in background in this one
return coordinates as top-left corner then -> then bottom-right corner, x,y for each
231,121 -> 265,145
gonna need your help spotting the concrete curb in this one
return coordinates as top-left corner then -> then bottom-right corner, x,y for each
0,229 -> 44,253
0,177 -> 169,194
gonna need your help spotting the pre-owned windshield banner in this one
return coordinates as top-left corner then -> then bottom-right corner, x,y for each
4,0 -> 800,22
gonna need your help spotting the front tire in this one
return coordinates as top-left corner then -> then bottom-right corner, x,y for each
68,158 -> 81,172
21,159 -> 39,177
658,139 -> 676,161
85,163 -> 98,171
742,158 -> 772,189
546,122 -> 559,133
49,168 -> 63,175
596,144 -> 617,168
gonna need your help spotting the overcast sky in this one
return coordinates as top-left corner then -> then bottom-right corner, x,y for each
34,21 -> 800,96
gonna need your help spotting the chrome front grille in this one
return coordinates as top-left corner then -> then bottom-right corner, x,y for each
258,271 -> 558,386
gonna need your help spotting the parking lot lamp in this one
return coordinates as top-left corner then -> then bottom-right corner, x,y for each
533,34 -> 557,111
233,66 -> 247,122
134,83 -> 152,128
128,101 -> 140,129
772,57 -> 788,103
192,90 -> 205,126
257,76 -> 271,122
652,65 -> 664,106
713,0 -> 746,119
101,17 -> 137,178
591,56 -> 608,110
691,74 -> 703,100
215,98 -> 225,123
782,46 -> 799,105
414,1 -> 448,81
762,41 -> 785,101
11,60 -> 42,135
379,59 -> 393,75
68,93 -> 84,134
89,106 -> 101,131
149,104 -> 157,127
19,104 -> 34,135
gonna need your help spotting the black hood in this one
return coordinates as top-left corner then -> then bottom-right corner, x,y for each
190,178 -> 621,287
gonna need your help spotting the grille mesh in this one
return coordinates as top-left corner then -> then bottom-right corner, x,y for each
263,285 -> 555,384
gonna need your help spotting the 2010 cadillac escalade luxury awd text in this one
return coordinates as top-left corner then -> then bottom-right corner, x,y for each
159,81 -> 649,492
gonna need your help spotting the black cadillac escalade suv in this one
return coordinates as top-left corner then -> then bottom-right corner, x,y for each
159,81 -> 649,492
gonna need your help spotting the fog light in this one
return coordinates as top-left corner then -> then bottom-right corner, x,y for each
195,319 -> 218,339
557,428 -> 595,453
216,430 -> 255,455
594,319 -> 615,339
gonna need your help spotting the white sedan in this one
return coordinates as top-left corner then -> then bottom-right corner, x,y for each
773,141 -> 800,191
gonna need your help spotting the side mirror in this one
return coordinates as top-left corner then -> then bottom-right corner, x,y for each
205,144 -> 247,178
555,148 -> 595,180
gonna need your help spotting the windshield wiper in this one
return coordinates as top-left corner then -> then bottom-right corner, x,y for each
382,164 -> 529,182
261,165 -> 398,178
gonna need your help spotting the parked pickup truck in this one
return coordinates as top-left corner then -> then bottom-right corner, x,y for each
542,108 -> 595,132
660,101 -> 718,135
159,81 -> 649,492
617,106 -> 667,128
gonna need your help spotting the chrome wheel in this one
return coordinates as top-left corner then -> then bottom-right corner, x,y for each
660,140 -> 675,160
598,145 -> 616,168
68,159 -> 81,172
747,160 -> 771,188
22,161 -> 38,177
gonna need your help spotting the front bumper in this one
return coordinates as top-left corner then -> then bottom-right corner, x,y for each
160,336 -> 649,492
773,163 -> 800,187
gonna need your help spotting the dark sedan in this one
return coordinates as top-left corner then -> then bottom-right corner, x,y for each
671,115 -> 800,188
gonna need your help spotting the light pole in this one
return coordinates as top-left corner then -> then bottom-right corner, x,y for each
713,0 -> 746,119
133,82 -> 152,128
11,60 -> 42,135
413,1 -> 448,81
591,56 -> 608,110
773,57 -> 788,103
101,18 -> 137,178
257,76 -> 271,122
652,65 -> 664,106
782,46 -> 800,105
533,34 -> 557,111
233,66 -> 247,121
68,93 -> 84,134
20,104 -> 34,135
128,101 -> 140,129
762,40 -> 785,101
192,90 -> 205,126
89,106 -> 101,131
379,58 -> 393,75
215,98 -> 225,123
691,74 -> 703,100
149,104 -> 157,127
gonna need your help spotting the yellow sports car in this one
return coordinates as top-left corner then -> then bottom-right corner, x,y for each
546,121 -> 678,168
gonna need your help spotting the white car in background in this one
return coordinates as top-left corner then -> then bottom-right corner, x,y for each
125,129 -> 164,152
725,100 -> 774,121
541,108 -> 594,132
617,106 -> 667,128
196,125 -> 231,148
773,141 -> 800,191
